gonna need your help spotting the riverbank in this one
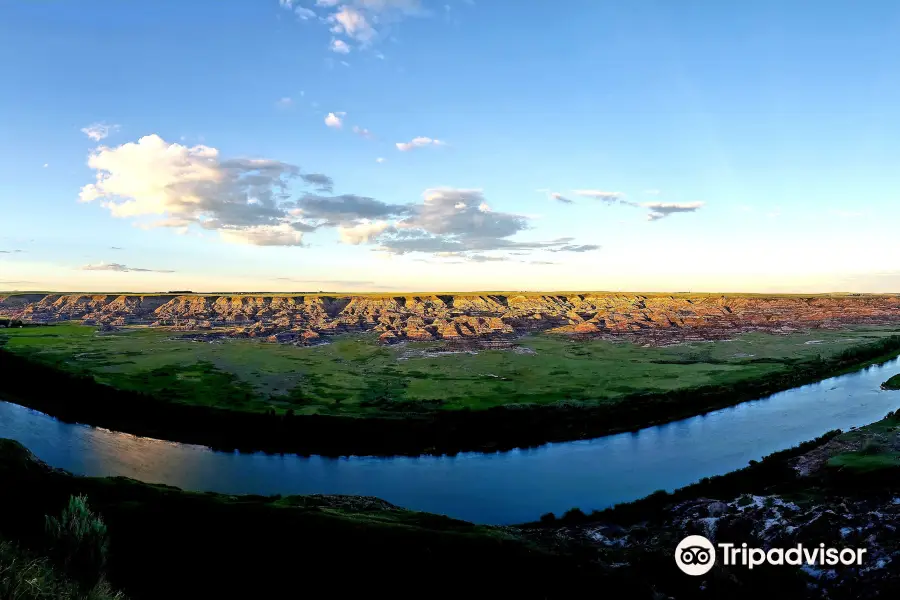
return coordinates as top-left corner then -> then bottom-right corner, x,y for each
2,333 -> 900,456
0,439 -> 618,600
883,374 -> 900,390
517,409 -> 900,599
3,409 -> 900,599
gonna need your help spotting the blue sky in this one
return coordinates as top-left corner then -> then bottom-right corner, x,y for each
2,0 -> 899,293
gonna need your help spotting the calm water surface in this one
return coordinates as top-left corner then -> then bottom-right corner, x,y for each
2,359 -> 899,525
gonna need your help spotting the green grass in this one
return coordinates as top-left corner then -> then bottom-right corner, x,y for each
0,539 -> 125,600
826,451 -> 900,472
883,374 -> 900,390
2,323 -> 900,416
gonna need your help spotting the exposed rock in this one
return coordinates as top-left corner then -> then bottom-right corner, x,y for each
2,293 -> 899,346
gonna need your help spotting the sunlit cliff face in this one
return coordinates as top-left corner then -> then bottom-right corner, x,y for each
3,293 -> 899,346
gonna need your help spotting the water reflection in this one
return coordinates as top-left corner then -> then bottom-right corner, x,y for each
1,358 -> 899,525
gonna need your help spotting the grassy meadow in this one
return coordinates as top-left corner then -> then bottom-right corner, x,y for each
2,323 -> 900,416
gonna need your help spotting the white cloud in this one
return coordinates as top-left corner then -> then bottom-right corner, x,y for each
218,223 -> 306,246
81,123 -> 120,142
536,189 -> 572,204
77,134 -> 320,247
275,97 -> 293,108
338,220 -> 391,244
395,136 -> 445,151
81,262 -> 174,273
352,125 -> 373,138
329,6 -> 376,43
376,157 -> 386,163
573,189 -> 627,203
643,201 -> 704,221
325,112 -> 345,128
279,0 -> 316,18
330,38 -> 351,53
288,0 -> 424,55
43,163 -> 49,168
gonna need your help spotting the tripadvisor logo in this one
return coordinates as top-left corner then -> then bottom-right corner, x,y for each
675,535 -> 867,576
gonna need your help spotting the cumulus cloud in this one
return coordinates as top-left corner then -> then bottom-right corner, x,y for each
294,193 -> 410,226
330,39 -> 351,53
78,134 -> 331,247
338,220 -> 392,244
325,112 -> 345,128
300,173 -> 334,192
81,262 -> 174,273
643,201 -> 704,221
395,136 -> 445,151
369,188 -> 593,255
81,123 -> 120,142
329,6 -> 376,43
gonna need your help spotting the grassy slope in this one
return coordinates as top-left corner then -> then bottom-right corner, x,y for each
0,439 -> 623,600
0,539 -> 125,600
2,324 -> 899,416
883,374 -> 900,390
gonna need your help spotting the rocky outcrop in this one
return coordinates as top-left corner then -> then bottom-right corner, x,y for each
1,293 -> 899,345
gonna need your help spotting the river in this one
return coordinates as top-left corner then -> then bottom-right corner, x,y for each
2,359 -> 899,525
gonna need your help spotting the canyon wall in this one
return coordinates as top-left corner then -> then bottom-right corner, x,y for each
1,293 -> 899,345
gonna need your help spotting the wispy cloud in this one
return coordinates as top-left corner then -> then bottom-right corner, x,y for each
573,190 -> 630,204
81,122 -> 120,142
643,202 -> 704,221
352,125 -> 373,138
0,249 -> 23,254
330,38 -> 351,53
376,157 -> 386,163
81,262 -> 175,273
536,189 -> 574,204
275,97 -> 293,108
396,136 -> 445,151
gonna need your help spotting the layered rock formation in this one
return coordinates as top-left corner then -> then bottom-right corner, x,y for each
1,293 -> 899,345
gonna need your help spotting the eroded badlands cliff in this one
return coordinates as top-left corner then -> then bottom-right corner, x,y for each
1,293 -> 899,345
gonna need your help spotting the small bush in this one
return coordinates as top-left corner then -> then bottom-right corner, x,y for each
44,495 -> 110,593
539,512 -> 556,523
562,507 -> 586,521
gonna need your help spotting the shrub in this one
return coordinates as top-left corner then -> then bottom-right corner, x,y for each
539,512 -> 556,523
44,495 -> 110,593
562,507 -> 586,521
